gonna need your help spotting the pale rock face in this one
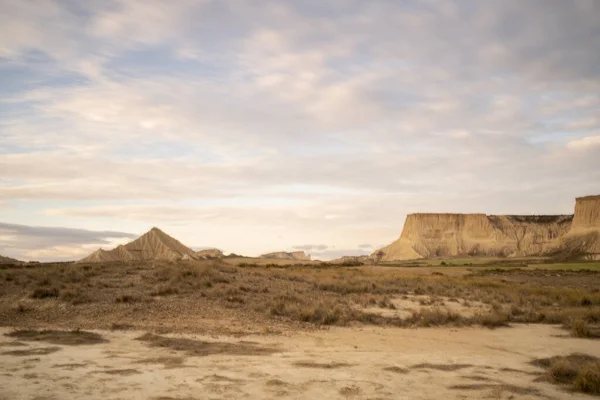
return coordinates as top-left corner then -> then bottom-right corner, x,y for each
374,195 -> 600,261
329,255 -> 377,264
259,251 -> 311,261
78,227 -> 197,263
195,249 -> 224,259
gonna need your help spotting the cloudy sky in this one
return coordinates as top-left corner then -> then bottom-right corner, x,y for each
1,0 -> 599,261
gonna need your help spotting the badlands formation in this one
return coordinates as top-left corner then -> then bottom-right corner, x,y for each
78,195 -> 600,264
79,227 -> 201,263
375,195 -> 600,261
78,227 -> 308,263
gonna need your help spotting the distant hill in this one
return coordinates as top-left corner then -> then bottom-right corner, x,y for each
259,251 -> 311,261
78,227 -> 197,263
195,248 -> 224,259
0,255 -> 21,265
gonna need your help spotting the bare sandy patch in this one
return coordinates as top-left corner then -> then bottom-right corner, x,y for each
0,325 -> 598,399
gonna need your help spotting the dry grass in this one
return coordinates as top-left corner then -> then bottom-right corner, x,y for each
293,361 -> 353,369
2,347 -> 61,356
30,287 -> 59,299
411,363 -> 473,371
1,260 -> 599,333
135,356 -> 186,368
135,333 -> 279,357
448,383 -> 540,395
532,353 -> 600,395
6,329 -> 108,345
383,366 -> 409,374
567,318 -> 600,339
93,368 -> 141,376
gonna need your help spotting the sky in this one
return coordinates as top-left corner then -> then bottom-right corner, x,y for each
1,0 -> 600,262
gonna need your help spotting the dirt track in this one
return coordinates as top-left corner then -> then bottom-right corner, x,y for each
1,324 -> 597,399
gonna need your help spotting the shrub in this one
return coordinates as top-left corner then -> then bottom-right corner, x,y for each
31,287 -> 59,299
568,318 -> 600,339
477,311 -> 510,328
573,364 -> 600,394
60,289 -> 93,305
533,354 -> 600,395
115,294 -> 142,303
150,284 -> 179,296
407,308 -> 464,327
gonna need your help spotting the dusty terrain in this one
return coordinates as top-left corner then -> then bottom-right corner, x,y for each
1,259 -> 599,398
1,325 -> 599,400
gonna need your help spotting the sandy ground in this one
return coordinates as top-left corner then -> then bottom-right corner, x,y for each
359,295 -> 491,319
0,325 -> 597,400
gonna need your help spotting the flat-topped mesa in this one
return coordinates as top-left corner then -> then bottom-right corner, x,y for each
374,195 -> 600,261
259,251 -> 311,261
571,195 -> 600,231
78,227 -> 197,263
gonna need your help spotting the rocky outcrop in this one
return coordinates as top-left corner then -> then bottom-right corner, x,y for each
329,255 -> 378,265
259,251 -> 311,261
195,248 -> 224,259
78,227 -> 197,263
374,195 -> 600,261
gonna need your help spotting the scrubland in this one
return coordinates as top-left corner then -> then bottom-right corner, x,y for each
1,259 -> 599,398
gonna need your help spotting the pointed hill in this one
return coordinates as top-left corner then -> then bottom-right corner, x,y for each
78,227 -> 197,263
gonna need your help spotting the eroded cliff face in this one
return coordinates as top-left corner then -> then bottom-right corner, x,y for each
571,195 -> 600,231
559,195 -> 600,259
78,228 -> 197,263
375,195 -> 600,261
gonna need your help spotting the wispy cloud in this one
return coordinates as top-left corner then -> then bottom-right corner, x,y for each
0,222 -> 137,261
293,244 -> 328,251
1,1 -> 599,259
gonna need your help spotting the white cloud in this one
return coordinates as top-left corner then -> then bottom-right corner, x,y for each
567,136 -> 600,151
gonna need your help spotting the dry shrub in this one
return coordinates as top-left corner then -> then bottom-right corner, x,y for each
378,297 -> 396,309
568,318 -> 600,339
30,287 -> 59,299
60,288 -> 93,305
532,353 -> 600,395
150,284 -> 179,296
6,329 -> 107,345
573,364 -> 600,394
269,295 -> 350,325
405,308 -> 464,327
474,311 -> 510,328
135,333 -> 278,357
115,294 -> 143,303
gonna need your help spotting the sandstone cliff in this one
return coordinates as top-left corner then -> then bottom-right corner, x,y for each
374,195 -> 600,261
259,251 -> 311,261
78,227 -> 197,263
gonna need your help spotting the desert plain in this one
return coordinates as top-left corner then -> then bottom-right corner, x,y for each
1,257 -> 599,399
